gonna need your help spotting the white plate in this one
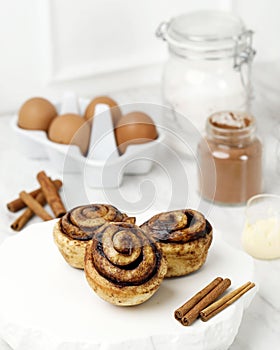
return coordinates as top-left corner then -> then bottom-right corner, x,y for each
0,220 -> 256,350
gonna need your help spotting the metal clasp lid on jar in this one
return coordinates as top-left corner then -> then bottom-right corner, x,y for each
156,10 -> 256,71
233,30 -> 255,71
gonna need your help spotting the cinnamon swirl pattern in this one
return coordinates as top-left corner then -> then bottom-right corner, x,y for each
53,204 -> 135,269
84,222 -> 167,306
140,209 -> 212,277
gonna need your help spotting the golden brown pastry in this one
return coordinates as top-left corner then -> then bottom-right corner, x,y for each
53,204 -> 135,269
84,222 -> 167,306
140,209 -> 212,277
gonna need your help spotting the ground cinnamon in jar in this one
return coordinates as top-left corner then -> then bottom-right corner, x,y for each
198,111 -> 262,205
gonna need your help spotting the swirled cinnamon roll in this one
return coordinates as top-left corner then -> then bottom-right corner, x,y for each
84,222 -> 167,306
53,204 -> 135,269
140,209 -> 212,277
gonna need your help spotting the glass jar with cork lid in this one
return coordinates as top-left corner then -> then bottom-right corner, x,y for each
156,11 -> 256,131
198,111 -> 263,205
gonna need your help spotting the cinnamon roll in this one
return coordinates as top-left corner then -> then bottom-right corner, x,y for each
53,204 -> 135,269
140,209 -> 212,277
84,222 -> 167,306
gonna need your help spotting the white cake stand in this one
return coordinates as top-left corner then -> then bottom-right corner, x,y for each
0,220 -> 256,350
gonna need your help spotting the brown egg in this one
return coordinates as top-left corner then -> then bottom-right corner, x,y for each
84,96 -> 122,126
18,97 -> 57,131
48,114 -> 91,155
115,112 -> 158,154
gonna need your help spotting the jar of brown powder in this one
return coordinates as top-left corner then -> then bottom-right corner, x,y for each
198,111 -> 262,205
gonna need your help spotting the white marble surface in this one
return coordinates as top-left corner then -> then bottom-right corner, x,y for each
1,70 -> 280,349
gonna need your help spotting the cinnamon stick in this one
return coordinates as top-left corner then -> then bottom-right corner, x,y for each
181,278 -> 231,326
19,191 -> 53,221
200,282 -> 255,322
37,171 -> 66,218
174,277 -> 223,320
7,179 -> 62,212
11,192 -> 47,231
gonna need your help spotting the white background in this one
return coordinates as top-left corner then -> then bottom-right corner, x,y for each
0,0 -> 279,114
0,2 -> 280,349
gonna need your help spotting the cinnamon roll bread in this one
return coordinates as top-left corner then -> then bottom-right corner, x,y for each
53,204 -> 135,269
84,222 -> 167,306
140,209 -> 212,278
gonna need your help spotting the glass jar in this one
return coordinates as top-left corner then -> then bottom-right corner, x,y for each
157,11 -> 256,131
242,194 -> 280,260
198,111 -> 262,205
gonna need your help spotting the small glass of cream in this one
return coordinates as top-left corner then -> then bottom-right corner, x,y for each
242,194 -> 280,260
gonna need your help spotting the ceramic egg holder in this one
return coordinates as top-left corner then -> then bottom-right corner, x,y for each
12,93 -> 163,188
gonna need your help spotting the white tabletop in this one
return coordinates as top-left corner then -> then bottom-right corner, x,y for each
1,77 -> 280,349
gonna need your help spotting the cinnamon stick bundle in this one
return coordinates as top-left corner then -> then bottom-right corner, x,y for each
174,277 -> 223,320
19,191 -> 53,221
180,278 -> 231,326
7,179 -> 62,212
11,192 -> 46,231
37,171 -> 66,218
200,281 -> 255,322
10,180 -> 62,231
